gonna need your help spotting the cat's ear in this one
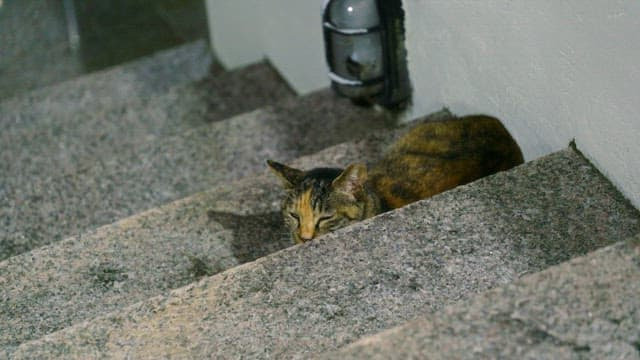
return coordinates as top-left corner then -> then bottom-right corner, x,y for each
267,160 -> 304,189
332,163 -> 368,199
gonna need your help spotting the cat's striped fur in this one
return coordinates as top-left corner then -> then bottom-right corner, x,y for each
268,115 -> 523,244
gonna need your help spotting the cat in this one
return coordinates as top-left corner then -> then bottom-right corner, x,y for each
267,114 -> 524,244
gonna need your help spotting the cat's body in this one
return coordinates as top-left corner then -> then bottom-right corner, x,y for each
368,115 -> 524,209
268,115 -> 523,244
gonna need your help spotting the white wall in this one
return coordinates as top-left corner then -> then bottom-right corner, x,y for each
205,0 -> 264,68
205,0 -> 329,94
205,0 -> 640,208
403,0 -> 640,208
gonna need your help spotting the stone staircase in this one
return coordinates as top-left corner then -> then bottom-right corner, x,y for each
2,41 -> 639,359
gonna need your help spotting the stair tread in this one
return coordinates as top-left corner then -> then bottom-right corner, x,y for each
0,39 -> 213,127
8,148 -> 640,358
327,236 -> 640,359
0,89 -> 393,261
0,60 -> 294,181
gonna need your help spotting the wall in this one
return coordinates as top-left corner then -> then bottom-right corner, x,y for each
205,0 -> 640,208
403,0 -> 640,208
205,0 -> 264,69
205,0 -> 329,94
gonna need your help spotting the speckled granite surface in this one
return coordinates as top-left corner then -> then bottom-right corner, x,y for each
74,0 -> 208,72
329,236 -> 640,359
0,0 -> 209,100
0,90 -> 393,260
0,111 -> 413,355
0,39 -> 213,120
10,149 -> 640,359
0,60 -> 293,179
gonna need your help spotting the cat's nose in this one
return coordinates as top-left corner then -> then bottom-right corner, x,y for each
299,229 -> 314,242
299,225 -> 315,242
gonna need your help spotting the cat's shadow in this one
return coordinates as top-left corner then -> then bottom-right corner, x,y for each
206,210 -> 291,264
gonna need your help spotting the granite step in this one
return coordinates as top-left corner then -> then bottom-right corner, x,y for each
0,39 -> 214,132
0,107 -> 424,356
0,56 -> 294,182
328,235 -> 640,359
10,148 -> 640,359
0,89 -> 393,261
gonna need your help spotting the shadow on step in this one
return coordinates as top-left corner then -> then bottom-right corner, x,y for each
206,210 -> 291,265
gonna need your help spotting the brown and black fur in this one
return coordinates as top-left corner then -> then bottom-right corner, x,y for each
266,162 -> 380,244
268,115 -> 523,244
368,115 -> 524,210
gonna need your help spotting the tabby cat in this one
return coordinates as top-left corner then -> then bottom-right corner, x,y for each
267,115 -> 523,244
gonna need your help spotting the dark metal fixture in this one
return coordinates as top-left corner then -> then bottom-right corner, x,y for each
322,0 -> 410,108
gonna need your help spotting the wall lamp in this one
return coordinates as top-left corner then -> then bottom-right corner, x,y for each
322,0 -> 411,108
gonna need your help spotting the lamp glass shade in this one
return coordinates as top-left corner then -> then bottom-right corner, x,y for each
329,32 -> 383,82
333,79 -> 384,99
323,0 -> 409,106
327,0 -> 380,29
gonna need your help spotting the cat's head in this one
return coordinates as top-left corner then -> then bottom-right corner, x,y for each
267,160 -> 371,244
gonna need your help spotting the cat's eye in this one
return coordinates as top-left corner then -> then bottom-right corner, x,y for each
288,212 -> 300,222
318,214 -> 336,224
